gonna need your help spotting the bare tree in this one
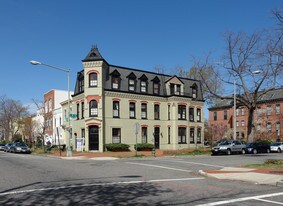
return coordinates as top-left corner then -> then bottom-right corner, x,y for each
31,99 -> 46,149
0,96 -> 29,140
194,29 -> 282,142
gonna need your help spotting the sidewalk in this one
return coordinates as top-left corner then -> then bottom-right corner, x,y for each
199,167 -> 283,187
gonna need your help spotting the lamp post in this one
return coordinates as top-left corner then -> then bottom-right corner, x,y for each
30,60 -> 72,157
233,70 -> 261,140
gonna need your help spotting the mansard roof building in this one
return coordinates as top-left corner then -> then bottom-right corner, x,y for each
66,47 -> 205,152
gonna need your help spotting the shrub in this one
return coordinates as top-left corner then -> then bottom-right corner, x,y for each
105,143 -> 130,152
134,143 -> 154,151
256,139 -> 273,144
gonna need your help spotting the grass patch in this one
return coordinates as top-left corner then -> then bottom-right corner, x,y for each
244,159 -> 283,169
174,150 -> 211,156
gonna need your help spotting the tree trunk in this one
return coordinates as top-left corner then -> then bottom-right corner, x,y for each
247,108 -> 255,143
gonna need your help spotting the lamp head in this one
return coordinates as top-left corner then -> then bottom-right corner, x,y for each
252,70 -> 261,74
30,60 -> 42,65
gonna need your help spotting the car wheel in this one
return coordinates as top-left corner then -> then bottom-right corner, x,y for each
241,149 -> 246,155
278,148 -> 281,153
267,149 -> 270,153
253,149 -> 257,154
227,149 -> 231,155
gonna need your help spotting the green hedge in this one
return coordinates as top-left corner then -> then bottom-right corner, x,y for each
134,143 -> 154,151
105,143 -> 130,152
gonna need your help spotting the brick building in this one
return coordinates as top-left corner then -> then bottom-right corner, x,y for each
208,88 -> 283,142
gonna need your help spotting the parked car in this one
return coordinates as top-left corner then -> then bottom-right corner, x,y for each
4,143 -> 13,152
244,142 -> 270,154
10,142 -> 31,154
211,140 -> 246,155
270,142 -> 283,153
0,143 -> 5,151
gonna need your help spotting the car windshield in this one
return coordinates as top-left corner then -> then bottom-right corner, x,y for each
219,141 -> 232,146
246,143 -> 254,147
0,143 -> 5,146
271,142 -> 280,146
16,142 -> 27,147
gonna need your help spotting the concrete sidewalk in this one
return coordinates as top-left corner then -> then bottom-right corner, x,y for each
199,167 -> 283,187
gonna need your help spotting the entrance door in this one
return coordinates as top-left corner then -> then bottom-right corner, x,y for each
89,126 -> 99,150
154,127 -> 160,149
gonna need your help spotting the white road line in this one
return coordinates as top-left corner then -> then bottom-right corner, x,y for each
126,162 -> 192,172
0,177 -> 204,196
254,198 -> 283,205
197,192 -> 283,206
161,159 -> 224,168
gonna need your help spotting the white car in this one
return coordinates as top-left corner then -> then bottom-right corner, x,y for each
270,142 -> 283,153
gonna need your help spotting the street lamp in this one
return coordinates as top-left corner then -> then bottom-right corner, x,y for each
233,70 -> 261,140
30,60 -> 72,157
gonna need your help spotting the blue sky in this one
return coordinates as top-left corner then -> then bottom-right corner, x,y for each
0,0 -> 282,116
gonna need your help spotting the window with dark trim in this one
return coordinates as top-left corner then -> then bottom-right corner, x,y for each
170,84 -> 174,95
141,127 -> 147,143
176,85 -> 181,95
89,73 -> 98,87
128,79 -> 136,92
112,128 -> 121,143
178,127 -> 186,144
178,105 -> 186,120
81,102 -> 84,119
113,101 -> 120,118
197,108 -> 201,122
154,104 -> 160,120
78,79 -> 84,93
168,127 -> 171,144
213,111 -> 217,121
76,103 -> 80,120
129,102 -> 136,119
168,105 -> 170,120
197,128 -> 201,143
112,77 -> 120,90
189,108 -> 194,122
190,128 -> 195,143
224,110 -> 227,120
89,100 -> 98,117
141,103 -> 147,119
140,81 -> 147,93
153,83 -> 160,95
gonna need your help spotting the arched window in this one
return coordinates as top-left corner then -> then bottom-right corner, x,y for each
89,100 -> 98,117
89,73 -> 98,87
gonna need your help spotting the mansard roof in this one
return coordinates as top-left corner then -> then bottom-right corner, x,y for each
208,87 -> 283,110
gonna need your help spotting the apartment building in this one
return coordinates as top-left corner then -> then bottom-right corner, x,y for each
44,89 -> 72,145
64,47 -> 205,152
208,88 -> 283,142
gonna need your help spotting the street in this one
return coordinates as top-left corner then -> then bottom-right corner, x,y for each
0,152 -> 283,205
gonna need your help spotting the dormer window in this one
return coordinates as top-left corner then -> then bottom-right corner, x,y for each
78,79 -> 84,93
89,73 -> 98,87
141,81 -> 147,93
127,72 -> 137,92
112,77 -> 120,89
139,74 -> 148,93
191,83 -> 198,99
152,76 -> 160,95
129,79 -> 136,91
110,70 -> 121,90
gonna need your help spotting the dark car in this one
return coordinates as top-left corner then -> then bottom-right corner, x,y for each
4,143 -> 13,152
10,142 -> 31,154
0,143 -> 5,151
244,142 -> 270,154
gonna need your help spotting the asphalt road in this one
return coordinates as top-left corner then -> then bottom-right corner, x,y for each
0,151 -> 282,205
